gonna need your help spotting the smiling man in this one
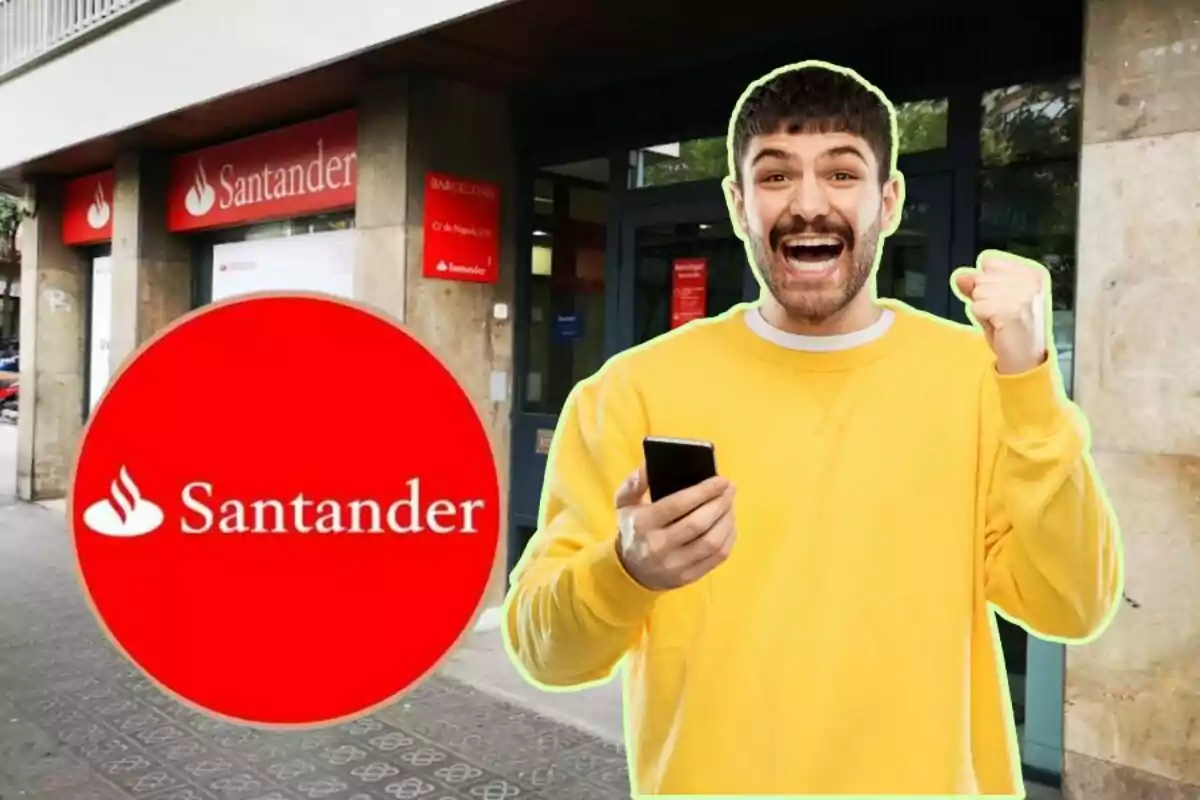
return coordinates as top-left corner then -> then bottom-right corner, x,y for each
503,61 -> 1122,797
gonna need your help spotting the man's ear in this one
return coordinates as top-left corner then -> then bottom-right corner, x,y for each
880,172 -> 905,237
724,176 -> 749,240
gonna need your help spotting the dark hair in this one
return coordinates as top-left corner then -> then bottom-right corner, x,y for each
730,63 -> 894,185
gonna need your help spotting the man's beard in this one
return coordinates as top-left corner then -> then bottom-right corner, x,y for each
749,211 -> 882,326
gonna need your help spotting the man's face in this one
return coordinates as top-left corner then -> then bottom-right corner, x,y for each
728,127 -> 901,325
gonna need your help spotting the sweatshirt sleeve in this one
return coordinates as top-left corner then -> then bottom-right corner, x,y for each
501,359 -> 663,688
979,354 -> 1124,641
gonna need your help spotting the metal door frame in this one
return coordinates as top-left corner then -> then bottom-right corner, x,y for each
616,185 -> 757,354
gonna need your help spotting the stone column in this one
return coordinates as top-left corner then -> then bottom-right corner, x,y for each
110,151 -> 193,372
1065,0 -> 1200,797
353,74 -> 517,610
15,180 -> 87,501
406,74 -> 517,610
354,75 -> 410,323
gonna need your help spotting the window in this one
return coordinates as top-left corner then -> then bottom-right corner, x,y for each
978,78 -> 1082,396
523,158 -> 610,415
242,211 -> 356,241
630,138 -> 728,189
895,98 -> 949,155
977,77 -> 1082,744
627,98 -> 949,190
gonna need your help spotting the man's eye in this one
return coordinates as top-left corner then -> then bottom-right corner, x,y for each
761,173 -> 787,183
831,171 -> 857,181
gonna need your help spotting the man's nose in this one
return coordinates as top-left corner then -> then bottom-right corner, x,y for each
787,172 -> 830,220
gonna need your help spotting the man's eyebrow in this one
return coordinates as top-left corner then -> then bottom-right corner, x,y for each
749,147 -> 792,167
823,145 -> 870,166
749,145 -> 872,169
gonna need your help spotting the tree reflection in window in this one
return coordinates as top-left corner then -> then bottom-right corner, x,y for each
981,81 -> 1081,166
977,79 -> 1081,348
631,98 -> 950,189
894,98 -> 949,154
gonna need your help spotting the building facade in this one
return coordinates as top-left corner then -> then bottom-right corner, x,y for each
2,0 -> 1196,796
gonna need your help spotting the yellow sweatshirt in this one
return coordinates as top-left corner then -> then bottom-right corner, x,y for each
502,300 -> 1122,797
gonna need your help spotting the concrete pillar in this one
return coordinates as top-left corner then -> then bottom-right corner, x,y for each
405,75 -> 516,610
15,180 -> 86,501
355,75 -> 411,323
110,151 -> 193,371
354,73 -> 516,609
1065,1 -> 1200,797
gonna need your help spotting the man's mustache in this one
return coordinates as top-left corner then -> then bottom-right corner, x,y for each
768,216 -> 855,251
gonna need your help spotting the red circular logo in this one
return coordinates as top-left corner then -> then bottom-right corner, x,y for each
69,294 -> 500,727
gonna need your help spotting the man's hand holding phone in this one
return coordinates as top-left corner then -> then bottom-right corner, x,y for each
614,466 -> 737,591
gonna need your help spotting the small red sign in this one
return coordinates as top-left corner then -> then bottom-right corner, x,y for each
671,257 -> 708,328
422,172 -> 501,284
167,110 -> 357,233
62,170 -> 115,246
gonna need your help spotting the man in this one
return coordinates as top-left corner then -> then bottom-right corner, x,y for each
501,60 -> 1122,797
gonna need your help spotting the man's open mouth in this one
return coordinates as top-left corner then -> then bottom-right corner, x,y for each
780,236 -> 845,271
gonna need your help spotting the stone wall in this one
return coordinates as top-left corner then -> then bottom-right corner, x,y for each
15,182 -> 86,500
1065,0 -> 1200,796
110,151 -> 193,369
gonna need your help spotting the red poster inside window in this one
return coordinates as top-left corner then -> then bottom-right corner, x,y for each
671,258 -> 708,329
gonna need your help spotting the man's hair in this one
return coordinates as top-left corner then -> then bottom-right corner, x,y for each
730,63 -> 895,186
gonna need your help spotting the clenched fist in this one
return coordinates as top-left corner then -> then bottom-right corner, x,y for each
614,466 -> 736,591
952,249 -> 1051,375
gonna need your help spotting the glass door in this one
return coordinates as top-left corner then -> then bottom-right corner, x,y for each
617,196 -> 757,351
875,171 -> 954,316
509,160 -> 614,574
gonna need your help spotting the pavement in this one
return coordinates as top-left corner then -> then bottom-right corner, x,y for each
0,470 -> 1061,800
0,500 -> 632,800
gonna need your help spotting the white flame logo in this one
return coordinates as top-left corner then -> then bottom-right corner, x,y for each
82,466 -> 164,538
184,161 -> 216,217
86,183 -> 110,230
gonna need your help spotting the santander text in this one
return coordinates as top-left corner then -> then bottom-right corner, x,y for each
180,478 -> 484,535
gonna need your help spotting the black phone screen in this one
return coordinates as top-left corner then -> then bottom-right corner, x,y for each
642,436 -> 718,502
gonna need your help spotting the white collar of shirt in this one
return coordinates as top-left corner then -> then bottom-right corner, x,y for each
744,306 -> 895,352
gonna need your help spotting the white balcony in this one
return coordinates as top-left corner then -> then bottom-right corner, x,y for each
0,0 -> 511,178
0,0 -> 164,80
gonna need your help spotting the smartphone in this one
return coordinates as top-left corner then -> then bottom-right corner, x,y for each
643,436 -> 719,502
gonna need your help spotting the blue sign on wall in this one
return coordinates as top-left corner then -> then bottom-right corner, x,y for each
552,312 -> 582,342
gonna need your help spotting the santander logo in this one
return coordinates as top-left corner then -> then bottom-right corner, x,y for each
435,260 -> 488,277
167,113 -> 358,232
185,162 -> 217,218
86,182 -> 111,230
178,138 -> 356,222
83,467 -> 165,538
80,469 -> 485,537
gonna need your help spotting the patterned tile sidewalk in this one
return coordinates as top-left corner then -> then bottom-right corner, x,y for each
0,501 -> 630,800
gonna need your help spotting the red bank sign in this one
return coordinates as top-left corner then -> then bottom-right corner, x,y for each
167,111 -> 357,233
423,172 -> 501,284
63,170 -> 115,246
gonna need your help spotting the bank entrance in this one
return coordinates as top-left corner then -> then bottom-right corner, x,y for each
508,4 -> 1082,785
615,170 -> 954,350
512,161 -> 959,530
501,18 -> 1084,786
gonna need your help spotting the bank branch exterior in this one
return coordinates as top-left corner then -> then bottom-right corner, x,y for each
1,0 -> 1196,796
